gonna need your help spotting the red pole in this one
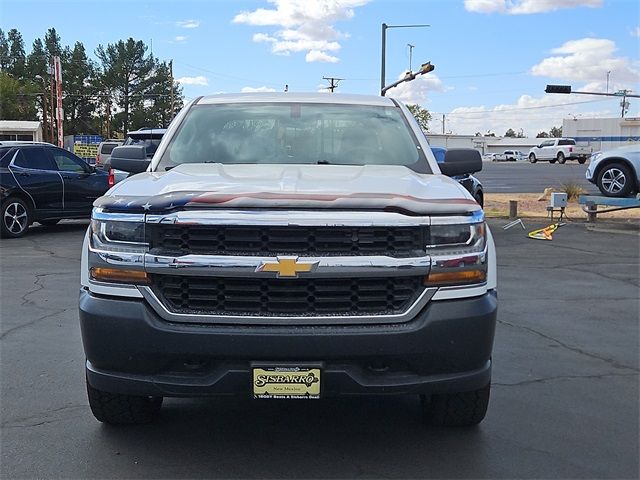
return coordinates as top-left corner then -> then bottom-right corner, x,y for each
54,56 -> 64,147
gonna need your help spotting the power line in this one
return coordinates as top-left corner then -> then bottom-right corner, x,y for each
438,98 -> 613,117
322,76 -> 343,93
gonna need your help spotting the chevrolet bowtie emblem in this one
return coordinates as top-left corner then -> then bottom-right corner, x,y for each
256,256 -> 319,278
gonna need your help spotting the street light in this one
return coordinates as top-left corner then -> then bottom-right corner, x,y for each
380,23 -> 430,95
34,75 -> 49,143
381,62 -> 435,96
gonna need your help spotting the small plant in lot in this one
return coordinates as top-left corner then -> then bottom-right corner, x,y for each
560,182 -> 586,201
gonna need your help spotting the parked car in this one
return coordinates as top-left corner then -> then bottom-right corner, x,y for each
493,150 -> 526,162
79,93 -> 497,426
0,143 -> 110,237
432,146 -> 484,206
586,145 -> 640,197
528,138 -> 591,164
106,128 -> 166,185
95,140 -> 123,170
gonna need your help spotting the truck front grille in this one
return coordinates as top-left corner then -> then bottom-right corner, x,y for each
150,275 -> 425,317
147,225 -> 426,257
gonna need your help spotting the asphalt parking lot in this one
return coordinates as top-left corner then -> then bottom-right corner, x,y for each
1,220 -> 638,479
476,161 -> 598,194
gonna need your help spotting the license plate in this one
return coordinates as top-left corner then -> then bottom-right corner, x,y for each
252,366 -> 321,399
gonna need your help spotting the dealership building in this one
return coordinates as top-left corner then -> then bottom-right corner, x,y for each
427,116 -> 640,156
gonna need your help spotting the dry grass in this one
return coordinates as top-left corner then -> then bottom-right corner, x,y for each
484,193 -> 640,220
559,182 -> 587,201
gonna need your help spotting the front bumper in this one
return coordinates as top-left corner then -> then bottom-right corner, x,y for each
80,289 -> 497,397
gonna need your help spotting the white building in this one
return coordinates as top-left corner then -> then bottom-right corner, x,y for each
0,120 -> 43,142
426,134 -> 538,156
562,117 -> 640,151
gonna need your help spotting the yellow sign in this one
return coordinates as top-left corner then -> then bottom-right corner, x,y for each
256,256 -> 318,278
73,143 -> 99,159
253,367 -> 321,399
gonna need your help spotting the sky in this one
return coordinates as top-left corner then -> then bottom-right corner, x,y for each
2,0 -> 639,136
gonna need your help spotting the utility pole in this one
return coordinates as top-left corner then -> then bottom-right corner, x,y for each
442,113 -> 445,135
322,76 -> 343,93
169,60 -> 175,120
620,89 -> 630,118
407,43 -> 415,72
606,71 -> 611,93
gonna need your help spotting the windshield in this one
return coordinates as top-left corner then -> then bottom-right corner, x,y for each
156,103 -> 429,172
124,136 -> 162,156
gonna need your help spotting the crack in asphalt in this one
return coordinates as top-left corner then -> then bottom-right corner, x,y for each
1,272 -> 73,340
24,236 -> 81,263
497,319 -> 639,372
493,372 -> 639,387
1,405 -> 88,429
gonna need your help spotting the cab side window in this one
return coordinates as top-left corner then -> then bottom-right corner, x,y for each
50,149 -> 88,173
13,148 -> 57,170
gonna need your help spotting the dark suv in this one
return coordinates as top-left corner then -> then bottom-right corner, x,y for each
101,128 -> 166,171
0,143 -> 109,237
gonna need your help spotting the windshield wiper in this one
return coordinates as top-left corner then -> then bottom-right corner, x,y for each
317,159 -> 332,165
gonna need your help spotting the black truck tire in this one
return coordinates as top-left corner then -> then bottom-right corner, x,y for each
87,378 -> 163,425
421,383 -> 490,426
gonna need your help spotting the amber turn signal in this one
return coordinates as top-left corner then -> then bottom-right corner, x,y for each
90,267 -> 149,284
424,269 -> 486,286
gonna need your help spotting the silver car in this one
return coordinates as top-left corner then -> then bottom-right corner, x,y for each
586,145 -> 640,197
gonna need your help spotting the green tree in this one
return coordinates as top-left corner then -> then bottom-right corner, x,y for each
64,41 -> 99,134
549,126 -> 562,137
0,29 -> 10,71
0,72 -> 38,120
96,38 -> 155,134
6,29 -> 26,78
130,60 -> 183,129
504,128 -> 516,137
536,131 -> 549,138
406,104 -> 432,132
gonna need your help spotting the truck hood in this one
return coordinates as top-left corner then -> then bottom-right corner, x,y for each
95,163 -> 479,215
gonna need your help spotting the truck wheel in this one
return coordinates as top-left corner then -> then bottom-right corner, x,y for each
578,157 -> 586,164
1,197 -> 31,238
87,378 -> 163,425
528,153 -> 537,163
597,162 -> 633,198
421,383 -> 490,427
557,152 -> 566,164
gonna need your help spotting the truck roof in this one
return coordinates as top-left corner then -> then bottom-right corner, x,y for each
197,92 -> 397,107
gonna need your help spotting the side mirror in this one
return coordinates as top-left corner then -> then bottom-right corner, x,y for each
110,145 -> 150,174
439,149 -> 482,176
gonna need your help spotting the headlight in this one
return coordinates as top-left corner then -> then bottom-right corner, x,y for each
426,213 -> 487,287
90,212 -> 147,253
89,210 -> 148,285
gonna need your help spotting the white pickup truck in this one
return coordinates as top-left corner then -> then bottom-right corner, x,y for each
492,150 -> 526,162
528,138 -> 591,164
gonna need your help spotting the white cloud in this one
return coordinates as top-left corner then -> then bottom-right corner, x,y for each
438,92 -> 613,136
233,0 -> 370,62
241,86 -> 277,93
305,50 -> 339,63
531,38 -> 640,85
174,36 -> 187,42
385,72 -> 447,105
464,0 -> 602,15
177,75 -> 209,86
631,26 -> 640,37
177,19 -> 200,28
